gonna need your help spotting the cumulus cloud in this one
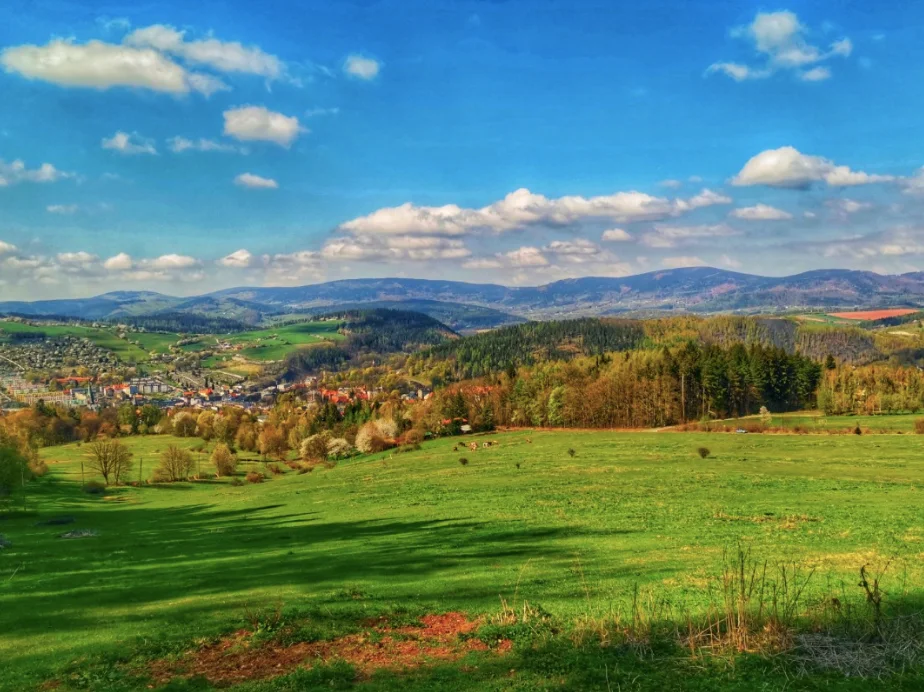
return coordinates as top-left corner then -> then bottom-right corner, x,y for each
0,39 -> 218,94
234,172 -> 278,189
103,252 -> 133,271
732,146 -> 893,189
729,203 -> 793,220
601,228 -> 632,242
125,24 -> 283,79
168,136 -> 246,153
900,168 -> 924,196
543,239 -> 601,263
0,241 -> 17,255
344,54 -> 381,80
708,11 -> 852,82
223,106 -> 304,147
0,158 -> 71,186
320,235 -> 470,262
504,246 -> 549,267
102,131 -> 157,155
218,249 -> 257,268
339,187 -> 730,237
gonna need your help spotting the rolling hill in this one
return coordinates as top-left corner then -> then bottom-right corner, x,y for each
6,267 -> 924,322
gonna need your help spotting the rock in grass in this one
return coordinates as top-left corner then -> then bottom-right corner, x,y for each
59,529 -> 98,540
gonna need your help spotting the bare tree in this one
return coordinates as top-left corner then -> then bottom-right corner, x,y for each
87,440 -> 133,486
154,445 -> 194,482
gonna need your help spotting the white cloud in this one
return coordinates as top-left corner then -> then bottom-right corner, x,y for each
223,106 -> 304,147
344,54 -> 381,80
504,246 -> 549,267
642,223 -> 737,248
143,254 -> 200,270
708,11 -> 852,82
729,203 -> 793,220
305,106 -> 340,117
57,251 -> 98,265
900,168 -> 924,196
103,252 -> 133,271
320,235 -> 470,262
102,131 -> 157,155
662,256 -> 706,268
601,228 -> 632,242
0,241 -> 18,255
125,24 -> 283,79
168,136 -> 246,153
732,146 -> 893,189
826,198 -> 872,215
800,66 -> 831,82
0,158 -> 71,186
461,258 -> 504,270
47,204 -> 79,215
659,179 -> 682,189
339,187 -> 730,237
544,239 -> 600,263
0,39 -> 217,94
234,172 -> 278,189
218,249 -> 257,268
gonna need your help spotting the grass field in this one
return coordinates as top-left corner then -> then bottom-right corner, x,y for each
203,322 -> 346,362
1,430 -> 923,690
725,411 -> 923,433
0,322 -> 180,362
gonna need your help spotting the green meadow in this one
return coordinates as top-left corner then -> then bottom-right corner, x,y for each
1,429 -> 922,691
0,322 -> 179,362
209,322 -> 345,362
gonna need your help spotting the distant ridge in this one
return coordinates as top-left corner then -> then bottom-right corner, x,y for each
3,267 -> 924,321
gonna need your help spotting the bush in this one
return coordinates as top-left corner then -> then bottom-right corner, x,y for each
83,480 -> 106,495
402,428 -> 424,446
153,445 -> 193,482
567,448 -> 576,458
854,424 -> 862,436
697,447 -> 711,459
230,477 -> 244,487
246,471 -> 264,484
172,412 -> 197,438
459,457 -> 469,466
211,443 -> 237,477
28,458 -> 49,477
914,418 -> 924,435
267,463 -> 284,476
326,437 -> 354,459
300,433 -> 331,462
374,418 -> 398,439
355,422 -> 389,454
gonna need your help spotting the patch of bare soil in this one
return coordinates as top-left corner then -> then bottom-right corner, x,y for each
148,613 -> 510,686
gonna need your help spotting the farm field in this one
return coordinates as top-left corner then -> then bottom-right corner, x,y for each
1,430 -> 923,690
828,309 -> 920,321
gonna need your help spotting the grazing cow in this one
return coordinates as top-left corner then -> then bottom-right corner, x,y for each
469,442 -> 478,452
482,442 -> 490,448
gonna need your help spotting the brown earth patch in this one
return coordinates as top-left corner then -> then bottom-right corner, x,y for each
148,613 -> 509,687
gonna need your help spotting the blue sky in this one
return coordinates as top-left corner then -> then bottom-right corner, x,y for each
2,0 -> 924,299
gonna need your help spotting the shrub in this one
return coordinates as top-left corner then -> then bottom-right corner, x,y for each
854,424 -> 862,436
355,422 -> 389,454
246,471 -> 264,484
83,480 -> 106,495
285,461 -> 300,470
914,418 -> 924,435
374,417 -> 398,439
567,448 -> 576,458
759,406 -> 772,426
459,457 -> 469,466
153,445 -> 193,482
211,443 -> 237,477
28,458 -> 49,478
300,432 -> 331,462
267,463 -> 284,476
697,447 -> 711,459
230,477 -> 244,487
327,437 -> 354,459
402,428 -> 424,446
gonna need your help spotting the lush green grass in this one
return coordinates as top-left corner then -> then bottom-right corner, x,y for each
1,430 -> 922,690
0,322 -> 180,362
220,322 -> 345,361
728,411 -> 923,432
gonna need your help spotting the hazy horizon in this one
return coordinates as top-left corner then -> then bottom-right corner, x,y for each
2,1 -> 923,300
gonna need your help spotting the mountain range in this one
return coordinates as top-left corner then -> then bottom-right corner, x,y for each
3,267 -> 924,326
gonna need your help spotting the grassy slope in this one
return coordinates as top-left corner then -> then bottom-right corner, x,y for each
214,322 -> 345,362
1,430 -> 922,690
0,322 -> 179,362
